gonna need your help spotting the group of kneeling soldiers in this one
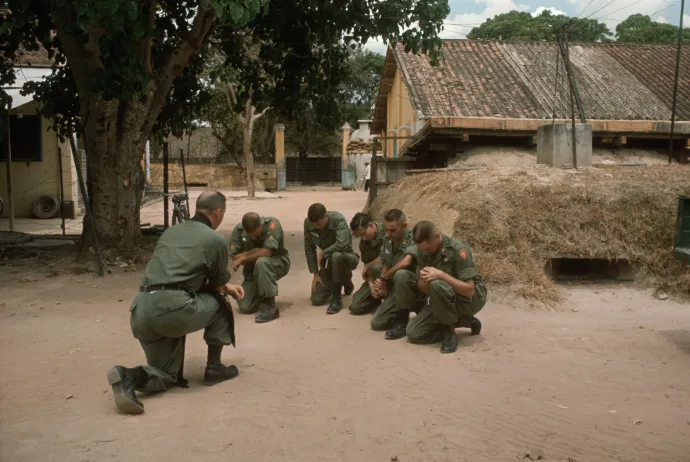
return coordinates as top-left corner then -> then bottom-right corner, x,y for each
106,191 -> 487,415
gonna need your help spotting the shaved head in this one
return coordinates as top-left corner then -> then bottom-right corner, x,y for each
196,191 -> 226,213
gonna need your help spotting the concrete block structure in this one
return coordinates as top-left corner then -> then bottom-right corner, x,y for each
537,123 -> 593,168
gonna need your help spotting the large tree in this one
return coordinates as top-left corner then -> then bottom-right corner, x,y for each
0,0 -> 449,247
615,14 -> 690,43
467,10 -> 612,42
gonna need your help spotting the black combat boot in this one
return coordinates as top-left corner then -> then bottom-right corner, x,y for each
107,365 -> 147,414
255,297 -> 279,323
204,345 -> 239,386
384,311 -> 409,340
455,315 -> 482,336
440,327 -> 458,354
327,285 -> 343,314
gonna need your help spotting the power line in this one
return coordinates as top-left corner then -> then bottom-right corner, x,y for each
592,0 -> 645,21
577,0 -> 598,19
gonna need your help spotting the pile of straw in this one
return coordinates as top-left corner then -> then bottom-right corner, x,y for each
368,165 -> 690,303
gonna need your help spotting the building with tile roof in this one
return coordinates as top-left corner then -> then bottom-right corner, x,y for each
372,40 -> 690,160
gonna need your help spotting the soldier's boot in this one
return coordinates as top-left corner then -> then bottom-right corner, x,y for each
440,327 -> 458,354
455,315 -> 482,335
204,345 -> 239,386
255,297 -> 279,323
327,285 -> 343,315
384,311 -> 409,340
107,365 -> 147,414
344,276 -> 354,296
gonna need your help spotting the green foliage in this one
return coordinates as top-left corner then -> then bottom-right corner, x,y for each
615,14 -> 690,43
339,48 -> 386,126
1,0 -> 449,144
467,10 -> 612,42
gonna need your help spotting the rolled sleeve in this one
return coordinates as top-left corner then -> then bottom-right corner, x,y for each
454,247 -> 478,281
209,243 -> 231,287
265,221 -> 283,251
229,226 -> 244,258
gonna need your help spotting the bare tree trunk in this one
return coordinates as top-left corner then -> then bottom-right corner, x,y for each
243,106 -> 256,198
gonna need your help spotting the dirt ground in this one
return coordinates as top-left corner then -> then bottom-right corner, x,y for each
1,187 -> 690,462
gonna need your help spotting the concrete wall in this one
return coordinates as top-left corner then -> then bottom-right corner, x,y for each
385,69 -> 416,157
0,102 -> 79,218
537,123 -> 593,168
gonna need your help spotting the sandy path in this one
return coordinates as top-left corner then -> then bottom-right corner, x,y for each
1,187 -> 689,462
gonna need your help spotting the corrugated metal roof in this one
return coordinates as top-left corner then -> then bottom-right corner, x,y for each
372,40 -> 690,132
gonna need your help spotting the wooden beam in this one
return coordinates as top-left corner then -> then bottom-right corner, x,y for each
430,117 -> 690,134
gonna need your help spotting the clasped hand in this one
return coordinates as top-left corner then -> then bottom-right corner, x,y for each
420,267 -> 444,282
231,253 -> 245,272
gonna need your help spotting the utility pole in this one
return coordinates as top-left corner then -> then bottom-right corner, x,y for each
563,28 -> 578,169
668,0 -> 685,164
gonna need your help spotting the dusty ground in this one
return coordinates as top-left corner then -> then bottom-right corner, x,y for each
1,187 -> 690,462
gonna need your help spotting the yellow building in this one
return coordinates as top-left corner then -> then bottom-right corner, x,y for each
1,48 -> 81,220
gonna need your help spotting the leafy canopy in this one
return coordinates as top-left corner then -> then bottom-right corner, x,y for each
1,0 -> 449,141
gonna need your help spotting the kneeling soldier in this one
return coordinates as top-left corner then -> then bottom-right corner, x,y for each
304,203 -> 360,314
230,212 -> 290,323
349,212 -> 385,315
406,221 -> 486,354
368,209 -> 418,339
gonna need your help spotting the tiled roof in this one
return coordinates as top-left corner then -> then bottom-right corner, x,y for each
16,46 -> 53,67
372,40 -> 690,132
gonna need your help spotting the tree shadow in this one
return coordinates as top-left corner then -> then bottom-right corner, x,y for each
660,329 -> 690,355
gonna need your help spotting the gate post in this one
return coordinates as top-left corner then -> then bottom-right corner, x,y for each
275,124 -> 286,191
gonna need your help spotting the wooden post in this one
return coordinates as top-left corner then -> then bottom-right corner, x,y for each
163,141 -> 169,228
68,133 -> 104,277
57,147 -> 65,236
564,29 -> 577,169
668,0 -> 685,163
180,149 -> 189,216
5,100 -> 14,231
370,136 -> 378,203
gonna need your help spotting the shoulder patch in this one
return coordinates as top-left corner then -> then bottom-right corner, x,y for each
459,249 -> 467,260
269,221 -> 276,230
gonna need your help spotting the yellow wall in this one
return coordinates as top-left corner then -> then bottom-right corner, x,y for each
0,101 -> 78,218
385,69 -> 416,157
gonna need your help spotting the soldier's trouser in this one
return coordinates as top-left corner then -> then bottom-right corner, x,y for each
238,255 -> 291,314
370,269 -> 418,331
311,251 -> 360,306
406,279 -> 487,344
349,262 -> 383,315
129,290 -> 234,393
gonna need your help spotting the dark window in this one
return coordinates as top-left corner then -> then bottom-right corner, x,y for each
0,114 -> 43,162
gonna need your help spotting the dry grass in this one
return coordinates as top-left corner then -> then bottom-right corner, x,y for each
368,164 -> 690,304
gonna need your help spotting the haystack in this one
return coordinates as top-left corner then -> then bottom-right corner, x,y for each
367,165 -> 690,304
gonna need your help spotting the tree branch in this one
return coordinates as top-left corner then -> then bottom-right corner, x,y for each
252,106 -> 271,123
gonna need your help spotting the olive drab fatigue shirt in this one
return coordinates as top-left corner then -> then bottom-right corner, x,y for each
139,215 -> 231,292
409,234 -> 481,282
229,216 -> 289,259
380,228 -> 414,270
304,211 -> 354,274
359,222 -> 385,264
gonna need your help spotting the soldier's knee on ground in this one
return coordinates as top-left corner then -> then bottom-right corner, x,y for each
370,314 -> 388,331
405,320 -> 426,344
238,298 -> 258,314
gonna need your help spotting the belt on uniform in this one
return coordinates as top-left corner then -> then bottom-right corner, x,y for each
139,283 -> 187,292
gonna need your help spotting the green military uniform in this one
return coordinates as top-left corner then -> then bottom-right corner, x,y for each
229,217 -> 290,314
349,222 -> 385,315
370,227 -> 417,330
304,211 -> 360,305
129,216 -> 233,393
405,234 -> 487,344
